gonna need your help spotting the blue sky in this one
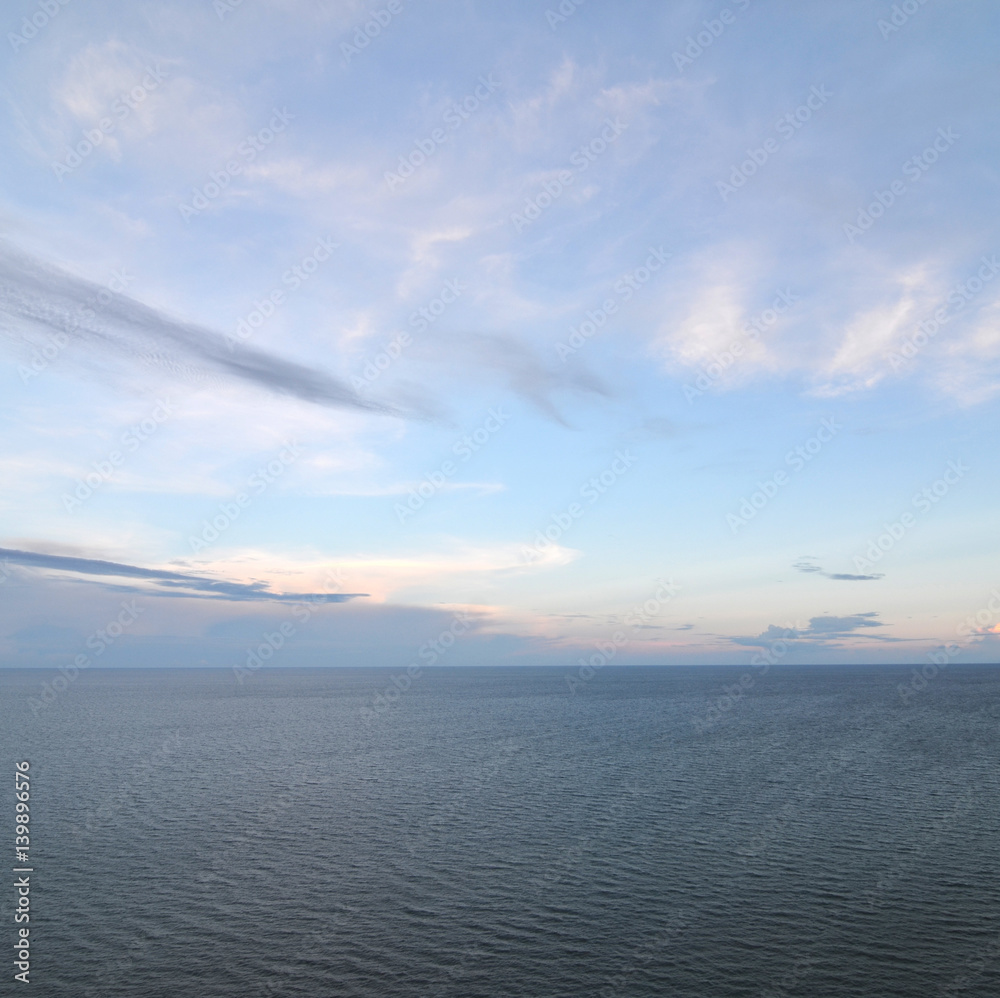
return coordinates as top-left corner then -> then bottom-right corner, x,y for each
1,0 -> 999,672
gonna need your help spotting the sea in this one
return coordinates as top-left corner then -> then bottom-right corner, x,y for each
1,664 -> 999,997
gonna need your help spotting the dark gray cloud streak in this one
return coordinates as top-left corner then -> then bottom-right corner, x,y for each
0,242 -> 407,417
0,547 -> 366,603
804,612 -> 883,634
793,558 -> 883,581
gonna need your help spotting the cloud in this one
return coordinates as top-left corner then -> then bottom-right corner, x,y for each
414,329 -> 612,423
0,547 -> 366,604
792,558 -> 823,574
731,612 -> 890,647
817,269 -> 928,395
0,242 -> 411,419
804,612 -> 883,634
825,572 -> 885,581
793,558 -> 884,581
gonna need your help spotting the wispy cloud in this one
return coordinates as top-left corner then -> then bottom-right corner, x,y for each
793,558 -> 884,582
0,547 -> 366,603
415,329 -> 612,424
0,242 -> 410,418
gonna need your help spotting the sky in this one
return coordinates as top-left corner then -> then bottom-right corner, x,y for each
1,0 -> 999,675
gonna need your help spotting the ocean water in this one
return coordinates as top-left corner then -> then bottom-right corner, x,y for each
2,664 -> 999,997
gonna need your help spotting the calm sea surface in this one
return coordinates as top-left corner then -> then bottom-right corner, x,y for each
2,665 -> 999,997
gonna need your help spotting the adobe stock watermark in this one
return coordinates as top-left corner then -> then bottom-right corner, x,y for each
226,237 -> 338,351
564,578 -> 681,693
395,407 -> 510,523
340,0 -> 409,65
897,585 -> 1000,702
406,737 -> 526,866
545,0 -> 587,30
62,398 -> 175,512
511,117 -> 627,233
213,0 -> 245,20
75,731 -> 184,994
843,127 -> 958,243
360,609 -> 474,722
8,0 -> 72,53
52,65 -> 169,179
409,277 -> 465,333
533,779 -> 652,896
136,351 -> 225,390
555,246 -> 670,361
860,791 -> 973,914
339,277 -> 467,388
385,75 -> 501,191
717,85 -> 833,202
18,268 -> 134,385
727,418 -> 841,533
683,287 -> 799,402
955,588 -> 1000,643
189,441 -> 303,552
877,0 -> 931,40
521,449 -> 637,563
736,746 -> 859,861
941,931 -> 1000,996
233,570 -> 346,685
759,957 -> 818,998
672,0 -> 752,72
351,331 -> 411,392
691,623 -> 802,732
600,915 -> 692,998
852,459 -> 968,574
178,108 -> 294,221
888,254 -> 1000,371
26,601 -> 144,717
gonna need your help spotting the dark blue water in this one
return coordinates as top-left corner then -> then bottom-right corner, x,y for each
2,665 -> 999,997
